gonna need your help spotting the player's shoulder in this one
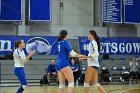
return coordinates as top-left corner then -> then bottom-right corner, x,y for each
129,62 -> 132,65
91,40 -> 97,46
58,40 -> 66,44
64,40 -> 69,43
48,64 -> 51,67
22,50 -> 25,54
92,40 -> 97,43
62,40 -> 70,45
13,49 -> 18,56
58,40 -> 70,46
13,49 -> 18,53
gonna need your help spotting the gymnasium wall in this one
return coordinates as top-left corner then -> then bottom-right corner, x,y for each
0,0 -> 96,37
0,0 -> 140,38
0,0 -> 140,81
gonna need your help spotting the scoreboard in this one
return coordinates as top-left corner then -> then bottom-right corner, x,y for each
0,0 -> 22,21
29,0 -> 51,21
0,0 -> 51,21
102,0 -> 140,24
102,0 -> 122,23
124,0 -> 140,23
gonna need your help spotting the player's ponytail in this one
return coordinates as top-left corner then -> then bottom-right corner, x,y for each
89,30 -> 100,52
57,30 -> 68,42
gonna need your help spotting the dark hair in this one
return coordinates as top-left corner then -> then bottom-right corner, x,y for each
132,56 -> 136,60
14,40 -> 22,49
89,30 -> 100,52
57,30 -> 68,42
70,57 -> 75,64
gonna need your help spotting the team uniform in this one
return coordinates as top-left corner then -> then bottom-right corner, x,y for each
47,64 -> 57,74
84,40 -> 100,89
13,48 -> 27,93
70,64 -> 79,71
56,40 -> 76,88
87,40 -> 99,69
56,40 -> 73,70
84,39 -> 100,89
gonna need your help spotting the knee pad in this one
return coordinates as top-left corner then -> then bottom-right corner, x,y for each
22,85 -> 28,90
68,82 -> 74,87
84,83 -> 89,87
59,84 -> 65,88
93,83 -> 100,89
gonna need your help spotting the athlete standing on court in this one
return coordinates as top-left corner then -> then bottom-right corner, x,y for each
81,30 -> 106,93
13,40 -> 35,93
56,30 -> 84,93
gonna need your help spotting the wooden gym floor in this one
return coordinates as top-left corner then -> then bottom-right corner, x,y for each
0,84 -> 140,93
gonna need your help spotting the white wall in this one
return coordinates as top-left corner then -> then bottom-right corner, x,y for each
34,0 -> 94,26
50,0 -> 61,25
62,0 -> 94,26
0,24 -> 17,35
30,25 -> 107,39
94,0 -> 103,26
107,24 -> 138,37
0,0 -> 108,38
0,0 -> 140,38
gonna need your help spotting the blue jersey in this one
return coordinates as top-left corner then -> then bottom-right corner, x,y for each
70,64 -> 79,71
57,40 -> 72,61
56,40 -> 73,70
47,64 -> 56,73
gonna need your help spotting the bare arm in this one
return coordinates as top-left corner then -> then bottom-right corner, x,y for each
13,51 -> 35,64
70,50 -> 85,59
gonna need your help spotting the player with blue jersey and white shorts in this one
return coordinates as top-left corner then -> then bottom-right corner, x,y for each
56,30 -> 84,93
13,40 -> 35,93
81,30 -> 106,93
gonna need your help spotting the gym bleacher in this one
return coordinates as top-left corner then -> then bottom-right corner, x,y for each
0,54 -> 139,86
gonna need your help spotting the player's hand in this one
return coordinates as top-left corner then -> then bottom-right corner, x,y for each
79,55 -> 86,60
31,50 -> 36,54
29,50 -> 36,55
27,50 -> 36,60
79,55 -> 83,58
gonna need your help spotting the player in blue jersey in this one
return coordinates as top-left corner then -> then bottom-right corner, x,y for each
56,30 -> 84,93
13,40 -> 35,93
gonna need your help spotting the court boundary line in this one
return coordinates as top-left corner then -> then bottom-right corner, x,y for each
120,88 -> 140,93
107,88 -> 128,93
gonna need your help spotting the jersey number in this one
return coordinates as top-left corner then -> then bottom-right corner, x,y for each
58,45 -> 60,51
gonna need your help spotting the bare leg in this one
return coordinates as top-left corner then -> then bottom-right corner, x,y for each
91,68 -> 106,93
47,73 -> 50,83
57,71 -> 65,93
61,66 -> 74,93
84,67 -> 94,93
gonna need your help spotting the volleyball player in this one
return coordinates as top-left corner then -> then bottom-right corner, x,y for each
13,40 -> 35,93
81,30 -> 106,93
56,30 -> 84,93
